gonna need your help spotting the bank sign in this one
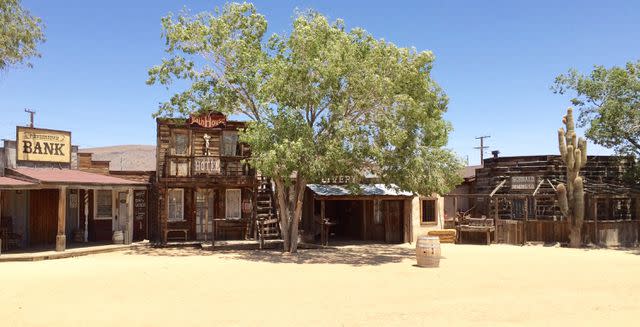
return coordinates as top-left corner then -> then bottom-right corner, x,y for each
16,127 -> 71,163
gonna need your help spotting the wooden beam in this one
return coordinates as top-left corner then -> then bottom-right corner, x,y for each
56,186 -> 67,251
489,179 -> 507,198
532,179 -> 545,196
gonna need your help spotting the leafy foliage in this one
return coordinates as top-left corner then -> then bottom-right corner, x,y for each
0,0 -> 45,70
148,2 -> 463,251
552,61 -> 640,159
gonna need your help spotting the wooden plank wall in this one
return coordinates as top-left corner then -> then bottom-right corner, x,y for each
496,219 -> 639,246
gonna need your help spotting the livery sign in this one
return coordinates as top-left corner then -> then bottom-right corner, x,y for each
16,127 -> 71,163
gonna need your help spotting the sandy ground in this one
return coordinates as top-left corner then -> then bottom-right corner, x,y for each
1,243 -> 639,327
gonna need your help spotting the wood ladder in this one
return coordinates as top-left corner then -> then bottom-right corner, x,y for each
257,177 -> 280,249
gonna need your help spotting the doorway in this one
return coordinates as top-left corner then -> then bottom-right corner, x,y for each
116,192 -> 128,232
196,189 -> 214,240
29,189 -> 59,246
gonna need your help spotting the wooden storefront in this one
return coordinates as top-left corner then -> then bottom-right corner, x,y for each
302,184 -> 416,244
0,127 -> 147,253
448,155 -> 640,246
156,112 -> 259,243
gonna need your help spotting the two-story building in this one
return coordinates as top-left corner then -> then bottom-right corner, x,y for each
156,112 -> 258,242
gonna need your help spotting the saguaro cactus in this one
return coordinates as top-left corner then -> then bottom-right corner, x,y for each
556,108 -> 587,247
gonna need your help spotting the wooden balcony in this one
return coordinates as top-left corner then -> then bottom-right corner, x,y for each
159,154 -> 255,181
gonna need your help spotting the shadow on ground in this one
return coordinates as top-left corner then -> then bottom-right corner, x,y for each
124,242 -> 418,266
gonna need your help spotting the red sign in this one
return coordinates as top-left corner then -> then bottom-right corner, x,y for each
188,112 -> 227,128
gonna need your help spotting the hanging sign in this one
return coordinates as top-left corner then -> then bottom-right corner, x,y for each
16,127 -> 71,163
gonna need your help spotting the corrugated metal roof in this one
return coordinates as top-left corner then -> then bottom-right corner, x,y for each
308,184 -> 413,197
8,168 -> 144,186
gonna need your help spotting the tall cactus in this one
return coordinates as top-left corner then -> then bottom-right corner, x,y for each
556,108 -> 587,247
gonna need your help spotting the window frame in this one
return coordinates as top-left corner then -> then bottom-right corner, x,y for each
167,188 -> 185,222
421,198 -> 437,225
94,190 -> 114,220
171,130 -> 190,156
222,130 -> 239,157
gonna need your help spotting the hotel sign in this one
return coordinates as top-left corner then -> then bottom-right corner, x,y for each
16,127 -> 71,163
194,157 -> 221,175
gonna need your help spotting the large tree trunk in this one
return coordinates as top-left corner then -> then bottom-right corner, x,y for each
568,226 -> 582,248
273,177 -> 307,253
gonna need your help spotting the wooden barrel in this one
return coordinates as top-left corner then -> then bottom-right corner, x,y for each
416,236 -> 441,267
112,230 -> 124,244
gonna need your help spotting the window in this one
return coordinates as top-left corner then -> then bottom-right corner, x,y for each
222,131 -> 238,156
421,199 -> 436,224
511,199 -> 525,219
96,190 -> 113,219
172,132 -> 189,155
168,189 -> 184,221
225,189 -> 241,219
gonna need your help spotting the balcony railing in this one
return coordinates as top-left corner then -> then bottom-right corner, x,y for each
162,155 -> 255,178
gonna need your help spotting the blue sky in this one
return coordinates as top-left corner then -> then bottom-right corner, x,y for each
1,0 -> 638,165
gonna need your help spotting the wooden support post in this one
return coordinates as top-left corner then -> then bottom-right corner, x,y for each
84,189 -> 89,242
56,186 -> 67,251
494,198 -> 499,243
362,200 -> 367,241
127,188 -> 134,244
593,197 -> 598,246
320,200 -> 326,245
0,190 -> 3,254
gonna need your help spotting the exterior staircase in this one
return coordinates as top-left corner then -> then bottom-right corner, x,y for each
256,176 -> 280,249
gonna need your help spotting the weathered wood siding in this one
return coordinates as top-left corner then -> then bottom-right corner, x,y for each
496,219 -> 639,246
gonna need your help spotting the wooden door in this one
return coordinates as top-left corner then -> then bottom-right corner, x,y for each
195,189 -> 214,240
29,189 -> 59,246
383,200 -> 403,243
365,200 -> 385,241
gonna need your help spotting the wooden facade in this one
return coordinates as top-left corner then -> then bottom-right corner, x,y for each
156,113 -> 258,242
1,129 -> 147,253
448,155 -> 640,246
301,184 -> 444,244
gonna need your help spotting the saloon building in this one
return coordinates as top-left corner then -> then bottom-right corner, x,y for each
0,126 -> 148,253
155,112 -> 267,243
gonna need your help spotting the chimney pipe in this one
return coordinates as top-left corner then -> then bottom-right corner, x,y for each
491,150 -> 500,159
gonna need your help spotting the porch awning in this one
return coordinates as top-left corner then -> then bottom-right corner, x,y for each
6,168 -> 145,187
0,176 -> 38,189
308,183 -> 413,197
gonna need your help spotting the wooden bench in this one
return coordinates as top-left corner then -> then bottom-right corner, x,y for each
456,217 -> 495,245
164,228 -> 189,242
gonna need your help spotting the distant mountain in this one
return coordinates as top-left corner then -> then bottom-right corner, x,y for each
80,145 -> 156,171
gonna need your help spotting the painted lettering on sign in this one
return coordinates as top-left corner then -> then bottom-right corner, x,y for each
511,176 -> 536,190
188,112 -> 227,128
16,127 -> 71,163
194,157 -> 221,175
321,176 -> 357,184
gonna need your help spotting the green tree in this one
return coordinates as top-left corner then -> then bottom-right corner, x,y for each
0,0 -> 45,70
552,61 -> 640,161
147,2 -> 462,253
